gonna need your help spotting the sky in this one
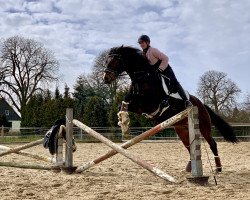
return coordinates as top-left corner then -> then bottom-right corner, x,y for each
0,0 -> 249,101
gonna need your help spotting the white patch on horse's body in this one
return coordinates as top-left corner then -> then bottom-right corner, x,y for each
161,76 -> 190,100
142,76 -> 190,119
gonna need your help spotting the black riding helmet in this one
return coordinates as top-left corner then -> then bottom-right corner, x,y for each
138,35 -> 150,43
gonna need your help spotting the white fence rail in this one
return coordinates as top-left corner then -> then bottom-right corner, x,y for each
1,125 -> 250,142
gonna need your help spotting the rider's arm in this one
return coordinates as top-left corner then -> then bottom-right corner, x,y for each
151,48 -> 169,71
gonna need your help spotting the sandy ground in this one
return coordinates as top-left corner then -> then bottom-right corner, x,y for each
0,141 -> 249,200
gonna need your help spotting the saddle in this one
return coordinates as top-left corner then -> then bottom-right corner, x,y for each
43,119 -> 76,155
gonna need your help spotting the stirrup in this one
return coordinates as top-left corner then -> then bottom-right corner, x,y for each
160,99 -> 169,110
185,100 -> 193,108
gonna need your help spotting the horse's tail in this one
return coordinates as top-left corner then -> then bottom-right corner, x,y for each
204,104 -> 238,143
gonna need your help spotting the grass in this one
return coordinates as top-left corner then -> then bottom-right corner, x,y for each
0,135 -> 43,143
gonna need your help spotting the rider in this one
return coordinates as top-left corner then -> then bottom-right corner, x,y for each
138,34 -> 192,108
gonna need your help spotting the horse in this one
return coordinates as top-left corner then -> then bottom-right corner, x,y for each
102,45 -> 238,173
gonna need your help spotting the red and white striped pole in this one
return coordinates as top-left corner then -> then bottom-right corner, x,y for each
73,119 -> 176,182
74,108 -> 191,182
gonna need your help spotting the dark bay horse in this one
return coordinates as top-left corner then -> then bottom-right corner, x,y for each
103,46 -> 238,172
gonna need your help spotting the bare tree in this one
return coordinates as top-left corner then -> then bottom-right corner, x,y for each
73,50 -> 130,119
0,36 -> 59,114
197,70 -> 241,114
243,93 -> 250,113
91,50 -> 129,103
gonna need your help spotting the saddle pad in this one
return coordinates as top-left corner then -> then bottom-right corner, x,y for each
161,76 -> 190,100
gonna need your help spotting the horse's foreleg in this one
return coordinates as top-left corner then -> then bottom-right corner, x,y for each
118,101 -> 130,135
118,99 -> 142,135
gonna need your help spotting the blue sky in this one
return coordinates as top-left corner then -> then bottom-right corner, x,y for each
0,0 -> 249,101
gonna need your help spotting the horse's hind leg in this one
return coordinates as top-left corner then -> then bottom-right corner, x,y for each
203,134 -> 222,172
174,125 -> 192,172
210,138 -> 222,172
175,125 -> 222,173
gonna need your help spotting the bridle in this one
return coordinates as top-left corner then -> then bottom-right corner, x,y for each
104,53 -> 126,78
104,50 -> 150,82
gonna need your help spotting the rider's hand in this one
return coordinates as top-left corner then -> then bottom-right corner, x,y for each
155,68 -> 163,77
155,68 -> 162,79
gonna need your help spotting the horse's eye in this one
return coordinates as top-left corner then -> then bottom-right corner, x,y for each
106,57 -> 113,65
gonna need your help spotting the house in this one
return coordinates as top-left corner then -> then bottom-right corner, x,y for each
0,97 -> 21,131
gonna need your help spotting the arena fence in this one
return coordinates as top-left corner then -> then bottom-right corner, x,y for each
0,124 -> 250,143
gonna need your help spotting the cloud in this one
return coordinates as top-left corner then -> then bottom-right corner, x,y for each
24,0 -> 54,13
0,0 -> 249,100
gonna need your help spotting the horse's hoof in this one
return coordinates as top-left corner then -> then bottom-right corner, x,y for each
215,167 -> 222,173
214,157 -> 222,173
185,161 -> 191,172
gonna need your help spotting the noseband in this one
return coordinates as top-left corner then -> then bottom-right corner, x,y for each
105,53 -> 126,77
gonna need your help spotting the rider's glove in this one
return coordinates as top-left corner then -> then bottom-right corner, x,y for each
157,68 -> 163,73
155,68 -> 163,78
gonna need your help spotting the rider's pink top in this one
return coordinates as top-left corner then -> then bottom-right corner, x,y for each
145,47 -> 169,71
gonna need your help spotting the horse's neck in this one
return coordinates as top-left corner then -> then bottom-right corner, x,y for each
127,70 -> 166,114
122,54 -> 152,78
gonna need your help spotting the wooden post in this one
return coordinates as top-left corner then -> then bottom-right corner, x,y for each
64,108 -> 76,173
187,107 -> 209,184
1,125 -> 4,137
80,129 -> 83,141
56,125 -> 65,166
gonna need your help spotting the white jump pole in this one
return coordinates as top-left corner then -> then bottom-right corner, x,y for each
73,119 -> 176,182
0,145 -> 56,164
0,139 -> 44,157
76,108 -> 191,173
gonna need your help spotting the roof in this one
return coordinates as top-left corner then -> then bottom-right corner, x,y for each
0,98 -> 21,121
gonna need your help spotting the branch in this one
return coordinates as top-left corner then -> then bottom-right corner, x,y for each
0,89 -> 20,112
0,80 -> 21,100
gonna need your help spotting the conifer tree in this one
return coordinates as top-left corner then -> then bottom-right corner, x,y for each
83,96 -> 108,127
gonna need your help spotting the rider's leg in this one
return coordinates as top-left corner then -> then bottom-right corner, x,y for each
175,82 -> 193,107
161,65 -> 192,108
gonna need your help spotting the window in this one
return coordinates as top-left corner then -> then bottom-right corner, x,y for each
5,110 -> 9,116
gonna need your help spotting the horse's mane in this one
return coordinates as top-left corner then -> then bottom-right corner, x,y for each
110,45 -> 141,54
110,45 -> 150,66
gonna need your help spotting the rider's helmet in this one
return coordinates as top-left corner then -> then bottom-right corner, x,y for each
138,35 -> 150,43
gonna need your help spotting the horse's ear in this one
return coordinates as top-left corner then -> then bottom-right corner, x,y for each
117,45 -> 124,52
120,45 -> 124,48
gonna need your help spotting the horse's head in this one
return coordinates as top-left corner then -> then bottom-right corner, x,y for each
103,46 -> 150,84
103,46 -> 125,84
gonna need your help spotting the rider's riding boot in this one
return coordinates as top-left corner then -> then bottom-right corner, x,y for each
176,83 -> 193,107
160,99 -> 169,110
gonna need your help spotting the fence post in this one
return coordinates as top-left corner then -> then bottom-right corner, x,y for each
80,129 -> 83,141
1,125 -> 4,137
64,108 -> 76,173
187,107 -> 209,184
56,126 -> 64,167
